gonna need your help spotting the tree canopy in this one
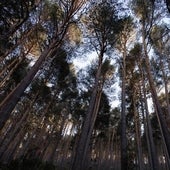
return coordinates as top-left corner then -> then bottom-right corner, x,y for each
0,0 -> 170,170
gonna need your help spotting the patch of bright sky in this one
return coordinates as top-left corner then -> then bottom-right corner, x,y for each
27,53 -> 37,67
162,17 -> 170,28
73,51 -> 98,73
73,50 -> 121,109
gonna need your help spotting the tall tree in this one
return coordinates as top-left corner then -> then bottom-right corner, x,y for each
71,1 -> 119,169
130,43 -> 159,170
150,25 -> 170,117
116,16 -> 134,170
0,0 -> 86,130
132,0 -> 170,160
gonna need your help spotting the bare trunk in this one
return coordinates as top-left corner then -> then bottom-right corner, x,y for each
142,22 -> 170,158
161,63 -> 170,117
0,93 -> 38,158
0,0 -> 85,129
133,87 -> 144,170
144,48 -> 170,158
71,85 -> 103,170
141,73 -> 160,170
141,99 -> 153,170
0,40 -> 57,130
0,125 -> 26,163
121,50 -> 127,170
71,50 -> 104,170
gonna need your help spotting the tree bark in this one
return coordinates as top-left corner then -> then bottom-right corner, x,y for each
142,34 -> 170,160
0,0 -> 86,130
133,86 -> 144,170
144,51 -> 170,157
0,41 -> 56,130
121,49 -> 128,170
71,51 -> 104,170
139,63 -> 160,170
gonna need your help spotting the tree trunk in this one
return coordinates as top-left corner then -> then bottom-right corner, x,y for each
160,60 -> 170,117
0,0 -> 86,130
0,124 -> 27,163
121,49 -> 127,170
71,85 -> 103,170
142,21 -> 170,158
0,41 -> 57,130
71,51 -> 104,170
141,97 -> 153,170
140,67 -> 160,170
0,99 -> 35,159
144,46 -> 170,158
133,86 -> 144,170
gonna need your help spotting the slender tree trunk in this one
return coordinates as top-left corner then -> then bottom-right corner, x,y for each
133,86 -> 144,170
136,54 -> 160,170
141,73 -> 160,170
166,0 -> 170,13
0,41 -> 57,130
71,50 -> 104,170
142,22 -> 170,158
0,124 -> 27,163
0,0 -> 86,130
160,61 -> 170,117
71,86 -> 103,170
141,99 -> 153,170
47,116 -> 67,162
0,94 -> 37,159
84,84 -> 103,163
144,48 -> 170,158
121,49 -> 127,170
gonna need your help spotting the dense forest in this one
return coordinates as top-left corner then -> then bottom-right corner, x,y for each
0,0 -> 170,169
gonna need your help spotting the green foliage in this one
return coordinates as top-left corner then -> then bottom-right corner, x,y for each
0,0 -> 33,30
114,15 -> 135,54
31,79 -> 51,102
68,23 -> 82,45
95,92 -> 111,131
0,0 -> 35,53
42,0 -> 64,21
129,43 -> 142,57
84,0 -> 122,50
131,0 -> 153,21
101,59 -> 114,79
119,16 -> 134,31
150,25 -> 170,51
50,48 -> 70,86
109,107 -> 121,126
12,59 -> 29,84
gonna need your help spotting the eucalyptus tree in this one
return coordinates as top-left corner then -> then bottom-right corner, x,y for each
0,0 -> 86,130
131,0 -> 170,160
71,1 -> 121,169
